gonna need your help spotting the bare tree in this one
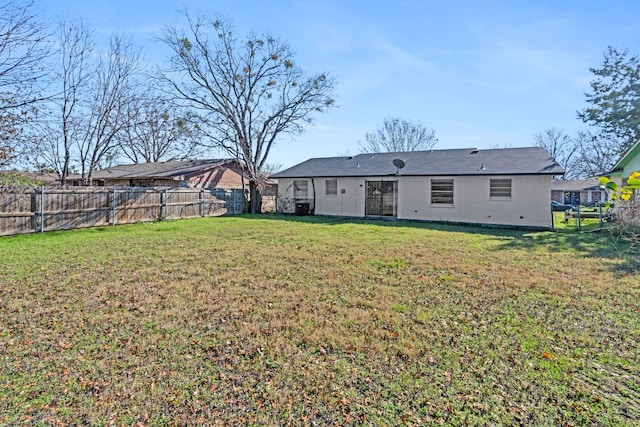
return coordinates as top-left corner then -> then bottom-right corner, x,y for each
533,128 -> 578,179
0,0 -> 51,166
74,34 -> 143,184
160,13 -> 337,212
34,121 -> 64,177
489,142 -> 514,149
0,113 -> 24,166
359,117 -> 437,153
118,92 -> 202,163
262,162 -> 283,175
569,131 -> 619,178
38,24 -> 151,183
54,18 -> 93,184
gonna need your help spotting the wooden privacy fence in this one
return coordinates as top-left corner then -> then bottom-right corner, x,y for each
0,186 -> 248,236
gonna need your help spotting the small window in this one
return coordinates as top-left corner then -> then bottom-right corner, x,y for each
293,180 -> 308,200
431,179 -> 454,204
490,179 -> 512,198
325,178 -> 337,196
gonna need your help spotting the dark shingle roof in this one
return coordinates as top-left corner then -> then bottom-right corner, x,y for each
68,159 -> 234,181
271,147 -> 564,179
551,179 -> 602,192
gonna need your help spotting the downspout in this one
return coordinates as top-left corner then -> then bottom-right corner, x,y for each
311,178 -> 316,215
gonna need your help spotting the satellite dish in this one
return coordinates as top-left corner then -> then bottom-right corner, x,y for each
392,159 -> 406,169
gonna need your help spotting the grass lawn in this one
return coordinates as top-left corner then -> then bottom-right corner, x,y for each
1,215 -> 639,425
552,210 -> 609,233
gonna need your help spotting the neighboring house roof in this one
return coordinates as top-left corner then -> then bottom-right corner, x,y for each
551,179 -> 602,192
272,147 -> 564,179
26,172 -> 59,184
609,139 -> 640,174
68,159 -> 238,181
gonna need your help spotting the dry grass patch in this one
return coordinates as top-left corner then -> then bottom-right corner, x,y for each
1,215 -> 639,425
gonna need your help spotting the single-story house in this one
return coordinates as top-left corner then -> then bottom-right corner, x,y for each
551,179 -> 607,206
271,147 -> 564,229
603,140 -> 640,225
67,159 -> 248,189
606,139 -> 640,184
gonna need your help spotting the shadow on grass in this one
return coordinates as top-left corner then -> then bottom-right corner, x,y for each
249,213 -> 639,274
248,213 -> 523,237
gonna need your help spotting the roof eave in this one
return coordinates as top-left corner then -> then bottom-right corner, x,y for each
611,140 -> 640,172
273,171 -> 563,179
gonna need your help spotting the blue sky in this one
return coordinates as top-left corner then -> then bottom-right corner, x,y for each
38,0 -> 640,168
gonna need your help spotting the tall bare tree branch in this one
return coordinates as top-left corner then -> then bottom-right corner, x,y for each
74,34 -> 143,184
118,90 -> 203,163
56,18 -> 93,184
159,13 -> 336,212
0,0 -> 51,167
359,117 -> 438,153
570,131 -> 619,178
533,128 -> 578,179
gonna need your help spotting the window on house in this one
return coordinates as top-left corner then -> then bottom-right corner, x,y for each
131,180 -> 154,188
293,180 -> 308,200
431,179 -> 454,204
325,178 -> 337,196
490,179 -> 512,198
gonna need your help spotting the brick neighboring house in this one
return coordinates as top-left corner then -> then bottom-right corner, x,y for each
66,159 -> 278,212
551,179 -> 607,207
67,159 -> 248,189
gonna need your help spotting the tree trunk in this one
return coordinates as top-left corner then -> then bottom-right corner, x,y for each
61,148 -> 70,186
249,181 -> 263,214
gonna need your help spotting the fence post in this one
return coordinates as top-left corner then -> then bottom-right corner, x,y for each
112,186 -> 117,226
598,203 -> 603,228
199,188 -> 204,217
30,190 -> 37,232
39,186 -> 45,233
234,189 -> 238,214
163,188 -> 168,220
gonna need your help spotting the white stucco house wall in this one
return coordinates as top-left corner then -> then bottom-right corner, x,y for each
603,140 -> 640,226
271,147 -> 564,229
